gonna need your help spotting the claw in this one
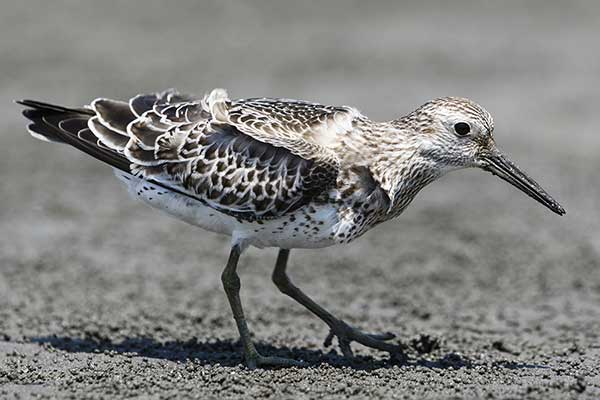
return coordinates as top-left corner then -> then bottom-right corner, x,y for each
324,326 -> 402,360
339,338 -> 354,358
324,330 -> 335,347
324,329 -> 354,357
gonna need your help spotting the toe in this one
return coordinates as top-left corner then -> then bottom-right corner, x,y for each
338,338 -> 354,358
323,330 -> 335,347
367,331 -> 396,341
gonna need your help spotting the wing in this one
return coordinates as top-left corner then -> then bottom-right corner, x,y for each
224,95 -> 364,150
92,89 -> 342,220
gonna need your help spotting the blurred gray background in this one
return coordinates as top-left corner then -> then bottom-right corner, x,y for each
1,1 -> 599,399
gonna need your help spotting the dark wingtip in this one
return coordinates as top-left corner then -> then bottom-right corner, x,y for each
15,99 -> 45,106
14,99 -> 95,115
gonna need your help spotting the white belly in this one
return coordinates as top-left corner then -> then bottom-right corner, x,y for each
114,170 -> 341,249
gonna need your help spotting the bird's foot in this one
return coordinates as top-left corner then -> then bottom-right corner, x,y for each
323,322 -> 407,362
244,350 -> 306,370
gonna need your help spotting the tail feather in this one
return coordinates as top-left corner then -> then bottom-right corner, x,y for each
17,99 -> 130,171
18,99 -> 94,115
17,97 -> 207,204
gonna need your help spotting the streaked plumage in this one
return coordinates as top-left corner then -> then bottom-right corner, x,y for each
18,88 -> 564,368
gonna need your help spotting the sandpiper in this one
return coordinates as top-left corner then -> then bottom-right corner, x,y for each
18,89 -> 565,368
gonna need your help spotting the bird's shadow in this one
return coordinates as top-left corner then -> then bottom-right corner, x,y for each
30,335 -> 547,371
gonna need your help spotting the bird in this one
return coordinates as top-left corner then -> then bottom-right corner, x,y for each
17,88 -> 565,368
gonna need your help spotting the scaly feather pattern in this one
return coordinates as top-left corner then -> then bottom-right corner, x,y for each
89,89 -> 347,220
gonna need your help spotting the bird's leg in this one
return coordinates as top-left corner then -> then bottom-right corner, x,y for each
221,245 -> 304,369
272,249 -> 406,361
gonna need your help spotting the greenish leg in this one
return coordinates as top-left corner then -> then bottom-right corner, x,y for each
272,249 -> 406,360
221,245 -> 305,369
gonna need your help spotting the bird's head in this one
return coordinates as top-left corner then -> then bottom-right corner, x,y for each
404,97 -> 565,215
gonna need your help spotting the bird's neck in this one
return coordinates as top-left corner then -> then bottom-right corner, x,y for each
338,121 -> 445,217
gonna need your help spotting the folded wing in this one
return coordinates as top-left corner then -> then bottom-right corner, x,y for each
92,89 -> 343,220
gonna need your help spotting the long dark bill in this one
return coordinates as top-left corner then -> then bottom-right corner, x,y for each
480,150 -> 566,216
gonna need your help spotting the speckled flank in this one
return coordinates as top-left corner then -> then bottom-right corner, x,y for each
115,169 -> 340,249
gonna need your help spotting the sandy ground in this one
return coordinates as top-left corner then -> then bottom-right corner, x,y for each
1,1 -> 599,399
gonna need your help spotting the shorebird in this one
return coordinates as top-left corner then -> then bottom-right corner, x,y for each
18,89 -> 565,368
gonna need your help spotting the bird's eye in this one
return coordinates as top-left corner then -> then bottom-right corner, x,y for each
454,122 -> 471,136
